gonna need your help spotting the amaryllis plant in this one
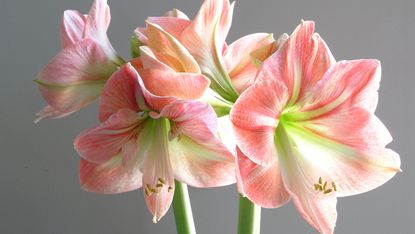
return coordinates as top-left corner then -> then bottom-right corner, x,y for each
35,0 -> 401,233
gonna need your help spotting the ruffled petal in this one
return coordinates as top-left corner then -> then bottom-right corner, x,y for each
257,21 -> 335,105
161,100 -> 236,187
74,109 -> 143,164
35,39 -> 118,122
236,148 -> 290,208
230,79 -> 288,166
146,22 -> 200,73
79,156 -> 142,194
60,10 -> 87,47
99,64 -> 142,122
138,69 -> 210,101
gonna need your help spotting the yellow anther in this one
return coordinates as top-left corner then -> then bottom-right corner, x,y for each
323,181 -> 328,191
145,187 -> 151,196
324,189 -> 333,194
156,183 -> 163,188
158,178 -> 166,184
332,182 -> 337,191
168,186 -> 173,193
318,177 -> 322,185
150,188 -> 159,193
314,184 -> 320,191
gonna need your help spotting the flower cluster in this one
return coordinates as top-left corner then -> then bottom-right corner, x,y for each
35,0 -> 401,233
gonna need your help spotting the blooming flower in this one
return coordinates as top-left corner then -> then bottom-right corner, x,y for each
230,21 -> 401,234
35,0 -> 123,122
75,63 -> 235,222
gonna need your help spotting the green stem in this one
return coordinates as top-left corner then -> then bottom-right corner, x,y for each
172,180 -> 196,234
237,195 -> 261,234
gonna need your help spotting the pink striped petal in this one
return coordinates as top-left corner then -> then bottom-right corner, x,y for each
139,46 -> 175,71
84,0 -> 111,42
60,10 -> 87,47
35,39 -> 117,122
257,21 -> 335,104
74,109 -> 142,164
146,22 -> 200,73
147,16 -> 191,40
161,100 -> 236,187
142,118 -> 175,223
99,64 -> 142,122
237,148 -> 290,208
79,156 -> 142,194
299,60 -> 381,118
138,69 -> 210,101
230,79 -> 288,166
224,33 -> 277,93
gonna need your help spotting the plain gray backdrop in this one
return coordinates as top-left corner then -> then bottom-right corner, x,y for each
1,0 -> 414,233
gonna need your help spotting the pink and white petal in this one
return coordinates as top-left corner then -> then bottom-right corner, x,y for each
257,21 -> 335,104
237,148 -> 290,208
35,39 -> 117,121
79,156 -> 142,194
229,64 -> 258,94
146,22 -> 200,73
60,10 -> 87,47
142,118 -> 175,223
99,64 -> 142,122
138,69 -> 210,101
147,16 -> 191,40
134,27 -> 148,44
231,79 -> 288,130
139,46 -> 175,71
282,124 -> 400,198
74,109 -> 142,164
180,0 -> 234,75
290,190 -> 337,234
84,0 -> 110,40
164,9 -> 190,20
224,33 -> 275,78
230,79 -> 288,166
304,107 -> 392,151
274,125 -> 337,233
301,60 -> 381,117
160,100 -> 235,187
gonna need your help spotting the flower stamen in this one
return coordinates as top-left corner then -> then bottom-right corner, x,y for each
314,177 -> 337,194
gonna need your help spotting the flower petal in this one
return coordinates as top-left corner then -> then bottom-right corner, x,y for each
79,156 -> 142,194
35,39 -> 117,121
257,21 -> 335,105
180,0 -> 238,101
147,16 -> 191,40
298,60 -> 381,119
142,118 -> 175,223
99,64 -> 142,122
74,109 -> 143,164
84,0 -> 110,41
284,123 -> 400,198
146,22 -> 200,73
161,100 -> 236,187
60,10 -> 87,47
236,148 -> 290,208
224,33 -> 277,93
163,9 -> 190,20
230,79 -> 288,166
139,46 -> 176,71
138,69 -> 210,101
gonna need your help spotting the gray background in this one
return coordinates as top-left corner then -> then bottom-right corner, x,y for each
1,0 -> 414,233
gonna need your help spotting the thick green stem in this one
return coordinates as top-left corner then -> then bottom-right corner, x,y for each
237,195 -> 261,234
172,180 -> 196,234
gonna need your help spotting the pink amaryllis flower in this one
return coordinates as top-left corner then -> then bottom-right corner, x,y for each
135,0 -> 282,102
35,0 -> 123,122
74,63 -> 235,222
230,21 -> 401,234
